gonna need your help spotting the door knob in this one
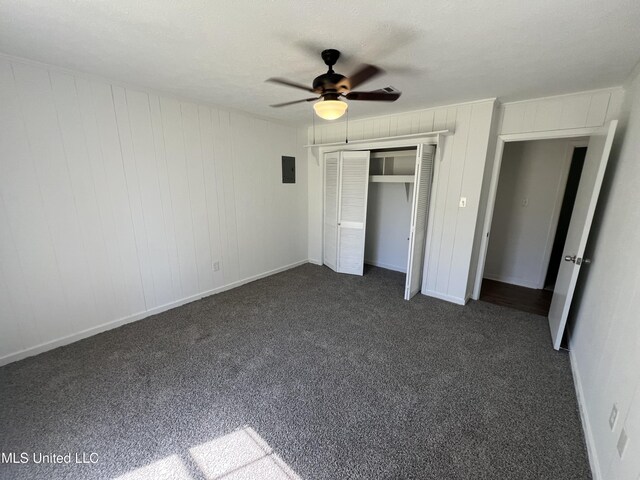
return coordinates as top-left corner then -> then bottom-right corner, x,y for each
564,255 -> 591,265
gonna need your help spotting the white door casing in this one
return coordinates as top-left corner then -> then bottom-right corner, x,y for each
336,150 -> 371,275
548,120 -> 617,349
405,144 -> 436,299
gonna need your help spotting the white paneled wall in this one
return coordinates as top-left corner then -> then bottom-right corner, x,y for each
306,99 -> 496,304
0,57 -> 307,365
569,73 -> 640,480
498,88 -> 624,135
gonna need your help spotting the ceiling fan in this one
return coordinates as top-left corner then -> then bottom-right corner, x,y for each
267,49 -> 401,120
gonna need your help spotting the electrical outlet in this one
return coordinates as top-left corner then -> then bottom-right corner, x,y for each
212,261 -> 220,272
617,428 -> 628,458
610,404 -> 618,430
522,198 -> 529,207
459,197 -> 467,208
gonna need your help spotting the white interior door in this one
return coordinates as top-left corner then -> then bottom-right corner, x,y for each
548,120 -> 617,349
336,150 -> 370,275
405,144 -> 436,299
323,153 -> 339,271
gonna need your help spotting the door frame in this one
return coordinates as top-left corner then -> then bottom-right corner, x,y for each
472,126 -> 604,300
317,134 -> 444,274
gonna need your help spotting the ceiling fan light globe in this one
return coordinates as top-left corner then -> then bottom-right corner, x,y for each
313,99 -> 348,120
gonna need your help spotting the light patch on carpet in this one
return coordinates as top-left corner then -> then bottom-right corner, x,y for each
113,426 -> 301,480
113,455 -> 192,480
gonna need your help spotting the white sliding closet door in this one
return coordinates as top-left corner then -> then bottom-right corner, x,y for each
336,151 -> 370,275
323,153 -> 339,271
405,144 -> 436,300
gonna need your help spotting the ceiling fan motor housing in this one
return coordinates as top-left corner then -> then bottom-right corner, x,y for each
313,72 -> 347,92
313,49 -> 349,93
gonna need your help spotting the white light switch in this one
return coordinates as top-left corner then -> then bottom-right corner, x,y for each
522,198 -> 529,207
459,197 -> 467,208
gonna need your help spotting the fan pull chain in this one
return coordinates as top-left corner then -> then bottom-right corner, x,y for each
345,107 -> 349,144
312,108 -> 316,145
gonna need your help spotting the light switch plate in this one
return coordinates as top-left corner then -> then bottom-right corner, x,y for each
617,428 -> 628,458
610,404 -> 618,430
459,197 -> 467,208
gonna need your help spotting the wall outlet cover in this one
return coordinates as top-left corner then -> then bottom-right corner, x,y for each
617,428 -> 628,458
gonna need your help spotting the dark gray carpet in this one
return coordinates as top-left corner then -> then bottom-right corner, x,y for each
0,264 -> 591,479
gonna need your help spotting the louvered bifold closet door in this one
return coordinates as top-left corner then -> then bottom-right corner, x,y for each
323,153 -> 339,271
405,144 -> 436,299
337,150 -> 370,275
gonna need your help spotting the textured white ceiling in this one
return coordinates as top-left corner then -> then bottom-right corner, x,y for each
1,0 -> 639,123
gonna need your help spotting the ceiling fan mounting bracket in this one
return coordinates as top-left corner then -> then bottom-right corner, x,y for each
321,49 -> 341,69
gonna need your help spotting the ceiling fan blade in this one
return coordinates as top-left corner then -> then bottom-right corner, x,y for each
345,91 -> 401,101
345,64 -> 384,90
270,97 -> 318,108
266,77 -> 315,93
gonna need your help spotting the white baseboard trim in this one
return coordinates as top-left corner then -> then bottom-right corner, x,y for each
569,348 -> 601,480
0,259 -> 309,367
483,273 -> 542,290
421,289 -> 468,305
364,259 -> 407,273
308,258 -> 323,266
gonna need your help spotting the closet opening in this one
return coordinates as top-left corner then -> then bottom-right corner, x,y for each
322,142 -> 436,300
479,138 -> 588,316
364,147 -> 417,286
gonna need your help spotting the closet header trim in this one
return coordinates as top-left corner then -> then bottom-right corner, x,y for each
304,130 -> 452,148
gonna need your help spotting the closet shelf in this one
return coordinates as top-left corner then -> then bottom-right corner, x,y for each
369,175 -> 415,183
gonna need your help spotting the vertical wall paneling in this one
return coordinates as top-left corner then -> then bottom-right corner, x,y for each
198,105 -> 224,289
0,256 -> 22,357
499,88 -> 622,135
148,93 -> 183,301
124,89 -> 175,307
181,102 -> 215,293
218,110 -> 241,284
230,113 -> 254,279
437,104 -> 472,295
0,195 -> 32,353
451,102 -> 494,299
49,72 -> 115,325
92,80 -> 147,314
160,97 -> 201,296
12,62 -> 94,337
1,60 -> 57,348
75,77 -> 131,321
0,56 -> 307,364
112,86 -> 157,310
